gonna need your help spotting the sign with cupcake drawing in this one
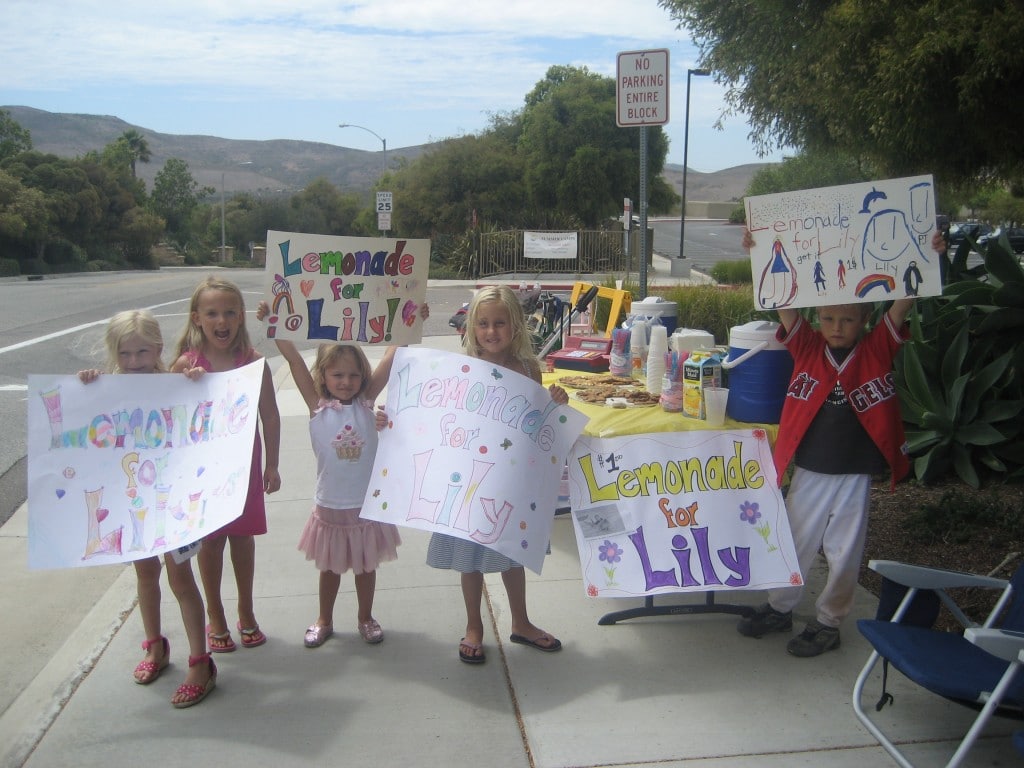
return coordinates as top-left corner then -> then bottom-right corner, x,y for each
362,348 -> 589,574
744,175 -> 942,310
27,362 -> 264,570
567,429 -> 801,598
262,230 -> 430,346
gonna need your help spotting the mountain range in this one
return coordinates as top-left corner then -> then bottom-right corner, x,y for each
4,105 -> 768,203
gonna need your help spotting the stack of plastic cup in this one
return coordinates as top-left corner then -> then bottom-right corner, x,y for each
646,324 -> 668,395
630,321 -> 647,379
609,328 -> 631,376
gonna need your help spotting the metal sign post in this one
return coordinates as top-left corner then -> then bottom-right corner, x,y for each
616,48 -> 670,298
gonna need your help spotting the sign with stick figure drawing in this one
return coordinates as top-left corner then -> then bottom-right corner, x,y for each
745,175 -> 942,310
262,230 -> 430,346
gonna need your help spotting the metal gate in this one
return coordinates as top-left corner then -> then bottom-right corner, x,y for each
476,230 -> 633,278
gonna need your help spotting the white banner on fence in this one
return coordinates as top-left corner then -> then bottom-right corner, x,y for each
567,429 -> 802,598
27,361 -> 264,570
524,231 -> 578,260
361,348 -> 588,573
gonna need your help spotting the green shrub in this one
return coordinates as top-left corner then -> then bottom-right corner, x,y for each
709,259 -> 753,285
23,258 -> 50,275
0,258 -> 19,277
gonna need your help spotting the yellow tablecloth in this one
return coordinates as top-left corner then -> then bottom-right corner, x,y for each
544,370 -> 779,442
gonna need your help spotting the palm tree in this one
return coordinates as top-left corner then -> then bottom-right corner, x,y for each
119,129 -> 152,179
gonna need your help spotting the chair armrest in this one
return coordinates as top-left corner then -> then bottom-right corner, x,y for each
964,627 -> 1024,663
869,560 -> 1009,591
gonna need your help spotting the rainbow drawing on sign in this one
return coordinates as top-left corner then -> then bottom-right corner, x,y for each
855,274 -> 896,298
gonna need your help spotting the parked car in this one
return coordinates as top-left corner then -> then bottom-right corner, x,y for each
977,226 -> 1024,254
947,221 -> 993,247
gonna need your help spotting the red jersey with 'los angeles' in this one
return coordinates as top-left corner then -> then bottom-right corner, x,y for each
773,313 -> 910,490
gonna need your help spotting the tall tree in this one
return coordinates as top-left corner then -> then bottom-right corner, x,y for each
118,128 -> 152,179
0,109 -> 32,161
151,158 -> 209,244
658,0 -> 1024,185
518,65 -> 676,226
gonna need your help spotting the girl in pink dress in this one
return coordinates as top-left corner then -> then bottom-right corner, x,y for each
172,276 -> 281,653
259,301 -> 427,647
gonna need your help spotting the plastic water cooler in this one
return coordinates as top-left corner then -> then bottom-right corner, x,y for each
721,321 -> 793,424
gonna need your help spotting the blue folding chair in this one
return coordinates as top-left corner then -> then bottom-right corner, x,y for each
853,559 -> 1024,767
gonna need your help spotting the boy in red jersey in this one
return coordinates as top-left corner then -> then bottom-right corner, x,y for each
735,230 -> 942,657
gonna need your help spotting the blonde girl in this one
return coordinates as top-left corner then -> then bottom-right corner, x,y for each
256,299 -> 427,647
425,285 -> 569,664
78,310 -> 215,707
171,276 -> 281,653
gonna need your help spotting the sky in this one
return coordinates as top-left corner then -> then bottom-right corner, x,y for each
0,0 -> 786,173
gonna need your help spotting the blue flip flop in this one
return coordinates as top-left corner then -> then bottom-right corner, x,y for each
509,633 -> 562,652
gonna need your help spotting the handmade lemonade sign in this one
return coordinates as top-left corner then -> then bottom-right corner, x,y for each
745,175 -> 942,310
362,348 -> 588,574
567,429 -> 801,598
263,230 -> 429,346
27,361 -> 264,570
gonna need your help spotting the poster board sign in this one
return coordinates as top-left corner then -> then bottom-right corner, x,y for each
263,231 -> 429,345
27,361 -> 264,570
524,231 -> 578,260
567,429 -> 802,598
744,175 -> 942,310
361,348 -> 589,573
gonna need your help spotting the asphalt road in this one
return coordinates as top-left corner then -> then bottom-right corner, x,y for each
650,217 -> 747,271
0,269 -> 473,527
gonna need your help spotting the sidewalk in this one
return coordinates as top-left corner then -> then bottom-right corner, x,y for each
1,285 -> 1018,767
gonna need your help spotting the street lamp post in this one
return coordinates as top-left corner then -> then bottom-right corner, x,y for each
221,161 -> 253,262
677,68 -> 711,273
339,123 -> 387,178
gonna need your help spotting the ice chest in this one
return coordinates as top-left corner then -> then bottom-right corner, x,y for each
721,321 -> 793,424
628,296 -> 678,336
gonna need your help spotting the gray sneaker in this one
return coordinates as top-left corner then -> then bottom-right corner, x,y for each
737,603 -> 793,638
786,620 -> 841,657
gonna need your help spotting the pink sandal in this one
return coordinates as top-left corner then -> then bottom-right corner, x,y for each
237,622 -> 267,648
172,653 -> 217,709
133,636 -> 169,685
206,624 -> 236,653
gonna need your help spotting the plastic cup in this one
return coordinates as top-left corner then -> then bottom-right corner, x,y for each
703,386 -> 729,427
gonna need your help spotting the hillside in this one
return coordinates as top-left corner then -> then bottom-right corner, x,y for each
4,105 -> 767,203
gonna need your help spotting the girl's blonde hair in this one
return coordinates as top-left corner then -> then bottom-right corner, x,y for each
311,343 -> 373,401
175,276 -> 252,358
103,309 -> 166,373
461,285 -> 537,368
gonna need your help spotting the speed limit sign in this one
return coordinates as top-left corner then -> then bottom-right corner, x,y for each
376,191 -> 393,213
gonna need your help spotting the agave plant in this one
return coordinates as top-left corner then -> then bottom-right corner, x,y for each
895,237 -> 1024,488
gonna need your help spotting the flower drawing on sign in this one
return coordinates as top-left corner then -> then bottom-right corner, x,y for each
599,539 -> 623,585
740,500 -> 777,553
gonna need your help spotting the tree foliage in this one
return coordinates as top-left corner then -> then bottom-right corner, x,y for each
658,0 -> 1024,186
151,157 -> 208,244
0,109 -> 32,161
391,65 -> 678,235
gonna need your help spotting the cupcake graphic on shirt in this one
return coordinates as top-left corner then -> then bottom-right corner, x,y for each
332,424 -> 365,461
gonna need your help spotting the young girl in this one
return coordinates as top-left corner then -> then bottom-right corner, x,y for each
171,276 -> 281,653
256,301 -> 428,647
78,310 -> 216,708
426,285 -> 569,664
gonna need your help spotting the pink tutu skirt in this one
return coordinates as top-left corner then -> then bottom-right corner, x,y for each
297,505 -> 401,575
